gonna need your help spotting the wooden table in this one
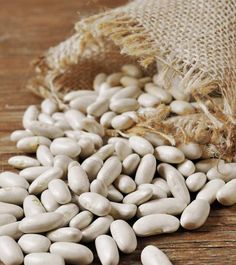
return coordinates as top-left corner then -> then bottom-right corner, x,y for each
0,1 -> 235,264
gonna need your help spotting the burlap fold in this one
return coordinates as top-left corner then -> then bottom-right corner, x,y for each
28,0 -> 236,160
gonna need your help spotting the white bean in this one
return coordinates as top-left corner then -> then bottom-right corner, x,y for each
41,98 -> 58,115
111,114 -> 135,130
64,90 -> 97,102
115,141 -> 132,161
19,212 -> 64,233
93,73 -> 107,91
55,119 -> 71,131
155,146 -> 185,164
68,164 -> 90,195
50,137 -> 81,158
24,253 -> 65,265
0,222 -> 23,239
69,94 -> 97,113
100,111 -> 116,128
144,83 -> 172,103
110,202 -> 137,220
47,227 -> 82,243
23,195 -> 46,216
138,76 -> 152,86
99,86 -> 122,100
157,163 -> 190,204
81,156 -> 103,182
79,117 -> 105,137
152,178 -> 171,196
19,166 -> 50,182
55,203 -> 79,226
120,76 -> 139,87
196,179 -> 225,204
169,88 -> 190,101
0,214 -> 16,226
50,242 -> 93,265
135,154 -> 156,185
95,235 -> 119,265
69,211 -> 93,230
93,144 -> 114,161
110,220 -> 137,253
8,156 -> 40,169
26,121 -> 64,139
121,64 -> 142,78
129,136 -> 154,156
186,172 -> 207,192
40,189 -> 60,212
10,130 -> 34,142
65,160 -> 79,170
107,73 -> 123,86
180,199 -> 210,230
133,214 -> 180,237
107,185 -> 124,202
141,245 -> 173,265
0,202 -> 23,219
110,98 -> 139,113
64,109 -> 85,130
0,236 -> 24,265
124,110 -> 139,122
87,98 -> 109,117
18,234 -> 51,253
177,159 -> 195,177
138,184 -> 167,200
53,155 -> 73,175
97,156 -> 122,185
195,159 -> 221,173
36,145 -> 54,166
81,215 -> 113,243
123,189 -> 153,205
48,179 -> 71,204
23,105 -> 39,129
138,107 -> 158,116
52,112 -> 66,121
29,167 -> 63,195
122,153 -> 140,175
90,179 -> 108,197
178,142 -> 202,160
111,85 -> 140,101
0,171 -> 29,189
38,113 -> 55,124
138,93 -> 161,107
216,179 -> 236,206
170,100 -> 195,115
79,192 -> 111,216
207,163 -> 236,182
114,174 -> 136,194
137,198 -> 187,217
108,137 -> 130,146
143,132 -> 170,147
78,138 -> 95,159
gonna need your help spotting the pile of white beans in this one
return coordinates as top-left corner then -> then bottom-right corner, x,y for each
1,64 -> 236,265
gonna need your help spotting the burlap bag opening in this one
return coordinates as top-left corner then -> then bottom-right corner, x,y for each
28,0 -> 236,160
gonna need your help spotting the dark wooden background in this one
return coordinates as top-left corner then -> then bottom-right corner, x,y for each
0,1 -> 235,264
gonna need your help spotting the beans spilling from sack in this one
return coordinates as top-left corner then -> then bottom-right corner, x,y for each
1,64 -> 236,265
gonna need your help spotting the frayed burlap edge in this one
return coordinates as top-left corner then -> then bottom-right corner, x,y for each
27,11 -> 236,161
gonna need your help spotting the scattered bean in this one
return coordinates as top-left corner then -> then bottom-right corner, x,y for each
95,235 -> 119,265
141,245 -> 173,265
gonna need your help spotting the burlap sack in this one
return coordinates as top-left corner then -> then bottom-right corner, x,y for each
28,0 -> 236,160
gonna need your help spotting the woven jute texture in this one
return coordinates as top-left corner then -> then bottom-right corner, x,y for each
28,0 -> 236,160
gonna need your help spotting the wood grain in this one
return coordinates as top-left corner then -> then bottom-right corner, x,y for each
0,1 -> 235,264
